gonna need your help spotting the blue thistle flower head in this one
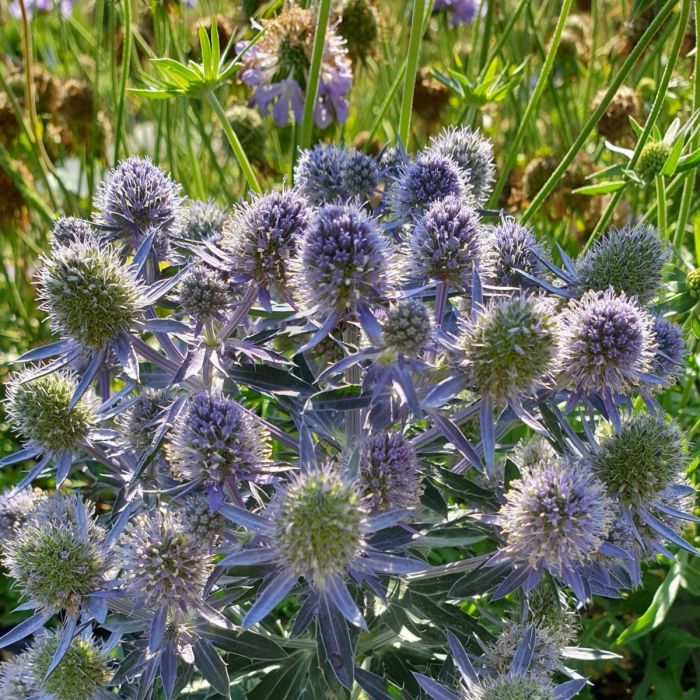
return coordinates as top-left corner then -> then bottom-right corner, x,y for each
178,264 -> 232,321
117,388 -> 172,454
0,487 -> 45,540
94,155 -> 184,258
405,195 -> 483,288
166,391 -> 271,497
381,298 -> 433,357
340,150 -> 379,200
497,457 -> 615,582
224,188 -> 311,295
428,125 -> 496,202
117,508 -> 214,613
51,216 -> 99,247
651,316 -> 685,388
560,288 -> 655,394
389,151 -> 465,222
0,652 -> 37,699
574,224 -> 669,304
294,203 -> 396,315
182,199 -> 227,243
294,143 -> 348,205
486,217 -> 549,290
359,431 -> 423,512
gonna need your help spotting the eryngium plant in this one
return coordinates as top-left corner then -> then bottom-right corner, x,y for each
0,123 -> 695,700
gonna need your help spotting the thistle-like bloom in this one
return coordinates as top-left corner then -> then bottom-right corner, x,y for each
117,508 -> 215,614
495,457 -> 615,600
486,218 -> 550,290
94,156 -> 184,258
559,288 -> 655,395
0,652 -> 37,699
359,431 -> 423,512
38,238 -> 145,350
651,316 -> 685,387
428,125 -> 496,202
340,150 -> 379,200
165,391 -> 271,504
181,199 -> 227,243
293,203 -> 396,321
223,189 -> 311,297
0,487 -> 45,540
178,264 -> 232,322
4,493 -> 108,615
30,631 -> 111,700
636,140 -> 671,182
237,6 -> 352,128
405,195 -> 483,289
51,216 -> 99,247
294,143 -> 348,205
433,0 -> 481,26
459,294 -> 560,403
511,436 -> 557,470
117,388 -> 172,454
381,298 -> 433,358
388,152 -> 466,222
181,494 -> 227,547
573,224 -> 669,304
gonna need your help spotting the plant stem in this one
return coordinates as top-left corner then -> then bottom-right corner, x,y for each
299,0 -> 332,150
481,0 -> 529,75
521,0 -> 678,225
398,0 -> 427,147
656,175 -> 667,240
489,0 -> 573,206
114,0 -> 132,162
207,92 -> 262,195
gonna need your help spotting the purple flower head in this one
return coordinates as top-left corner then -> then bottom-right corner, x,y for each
486,217 -> 549,290
405,195 -> 483,288
433,0 -> 482,26
359,431 -> 423,512
294,143 -> 348,205
650,316 -> 685,388
428,125 -> 495,202
389,152 -> 465,223
340,150 -> 380,200
497,457 -> 614,583
294,203 -> 396,316
560,288 -> 655,394
237,6 -> 352,128
51,217 -> 99,248
178,264 -> 232,321
117,508 -> 214,613
166,391 -> 271,502
381,298 -> 433,357
224,188 -> 311,295
181,199 -> 227,244
94,156 -> 184,259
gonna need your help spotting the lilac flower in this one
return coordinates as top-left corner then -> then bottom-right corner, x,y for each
237,6 -> 352,128
388,152 -> 466,223
294,144 -> 348,205
94,156 -> 184,261
428,125 -> 495,202
405,195 -> 483,289
222,188 -> 311,299
433,0 -> 482,26
359,431 -> 423,512
650,315 -> 685,388
165,391 -> 272,506
494,456 -> 615,601
559,288 -> 655,396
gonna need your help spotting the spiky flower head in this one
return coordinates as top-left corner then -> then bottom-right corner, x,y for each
381,298 -> 433,357
573,224 -> 669,304
559,288 -> 655,393
182,199 -> 227,243
497,458 -> 614,577
468,675 -> 555,700
178,264 -> 231,321
459,295 -> 560,403
486,218 -> 549,290
337,0 -> 380,64
511,436 -> 556,470
30,631 -> 111,700
166,391 -> 271,489
651,316 -> 685,387
0,652 -> 37,699
38,238 -> 144,349
527,582 -> 578,645
687,268 -> 700,300
227,104 -> 266,164
117,388 -> 172,454
340,150 -> 379,200
591,414 -> 687,508
223,188 -> 311,295
51,216 -> 99,247
636,140 -> 671,182
294,143 -> 347,205
94,155 -> 184,257
294,203 -> 396,315
593,85 -> 641,142
359,431 -> 423,512
389,152 -> 465,222
181,494 -> 227,545
237,6 -> 352,128
5,370 -> 97,454
406,195 -> 483,288
273,465 -> 368,588
428,125 -> 496,203
4,493 -> 107,614
117,508 -> 214,611
0,487 -> 46,540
